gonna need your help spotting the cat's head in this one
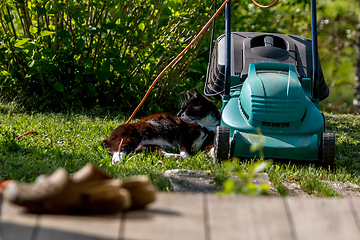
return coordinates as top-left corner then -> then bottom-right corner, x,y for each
177,89 -> 220,131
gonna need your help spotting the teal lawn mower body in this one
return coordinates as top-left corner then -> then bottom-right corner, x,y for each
205,0 -> 335,167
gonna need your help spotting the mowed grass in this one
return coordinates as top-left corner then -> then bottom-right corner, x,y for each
0,99 -> 214,191
0,99 -> 359,196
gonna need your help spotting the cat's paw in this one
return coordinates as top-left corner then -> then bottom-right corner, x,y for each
179,151 -> 190,158
161,151 -> 190,160
112,151 -> 126,164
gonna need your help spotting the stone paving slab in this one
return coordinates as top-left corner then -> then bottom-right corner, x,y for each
282,181 -> 312,197
164,169 -> 279,195
164,169 -> 220,193
326,181 -> 360,198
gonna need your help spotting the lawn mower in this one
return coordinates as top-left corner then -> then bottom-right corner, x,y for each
205,0 -> 335,167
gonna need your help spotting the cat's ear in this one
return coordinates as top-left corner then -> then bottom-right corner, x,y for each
193,89 -> 201,96
186,90 -> 193,99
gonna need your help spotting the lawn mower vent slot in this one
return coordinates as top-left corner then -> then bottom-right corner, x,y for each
240,103 -> 250,120
262,122 -> 290,128
256,70 -> 289,75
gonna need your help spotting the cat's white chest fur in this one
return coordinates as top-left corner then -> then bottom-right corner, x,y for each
181,113 -> 219,132
196,114 -> 219,132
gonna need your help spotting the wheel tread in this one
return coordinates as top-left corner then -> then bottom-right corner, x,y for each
320,132 -> 335,169
213,126 -> 229,163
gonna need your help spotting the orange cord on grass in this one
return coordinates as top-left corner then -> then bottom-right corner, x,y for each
125,0 -> 230,124
251,0 -> 279,8
15,131 -> 38,140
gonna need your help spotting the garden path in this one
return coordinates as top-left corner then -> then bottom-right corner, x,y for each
164,169 -> 360,198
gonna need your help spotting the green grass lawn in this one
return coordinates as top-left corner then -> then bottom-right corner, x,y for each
0,99 -> 359,196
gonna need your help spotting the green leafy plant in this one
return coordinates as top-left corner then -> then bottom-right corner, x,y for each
218,128 -> 271,196
219,160 -> 272,196
0,126 -> 20,152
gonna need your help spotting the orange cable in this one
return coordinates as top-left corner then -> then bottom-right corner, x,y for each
251,0 -> 279,8
125,0 -> 230,124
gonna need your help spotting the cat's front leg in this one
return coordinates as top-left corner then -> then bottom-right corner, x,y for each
162,151 -> 189,159
162,151 -> 181,159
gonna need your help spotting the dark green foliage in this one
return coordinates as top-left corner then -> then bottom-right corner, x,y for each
0,0 -> 358,114
0,0 -> 213,114
316,0 -> 358,113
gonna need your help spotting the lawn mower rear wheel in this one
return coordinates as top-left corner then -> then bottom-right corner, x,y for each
319,132 -> 335,169
213,126 -> 230,163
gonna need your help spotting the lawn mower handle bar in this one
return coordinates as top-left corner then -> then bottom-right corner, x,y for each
310,0 -> 320,99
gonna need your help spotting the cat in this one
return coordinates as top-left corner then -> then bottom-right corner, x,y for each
101,113 -> 210,164
102,89 -> 221,163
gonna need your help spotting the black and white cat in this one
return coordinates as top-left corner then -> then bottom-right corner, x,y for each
102,89 -> 221,164
102,113 -> 210,163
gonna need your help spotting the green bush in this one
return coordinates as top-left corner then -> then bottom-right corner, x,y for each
0,0 -> 357,114
0,0 -> 212,113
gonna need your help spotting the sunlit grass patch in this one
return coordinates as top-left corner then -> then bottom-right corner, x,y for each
0,104 -> 359,196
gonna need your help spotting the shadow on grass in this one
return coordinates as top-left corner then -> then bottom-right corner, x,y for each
0,145 -> 105,182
